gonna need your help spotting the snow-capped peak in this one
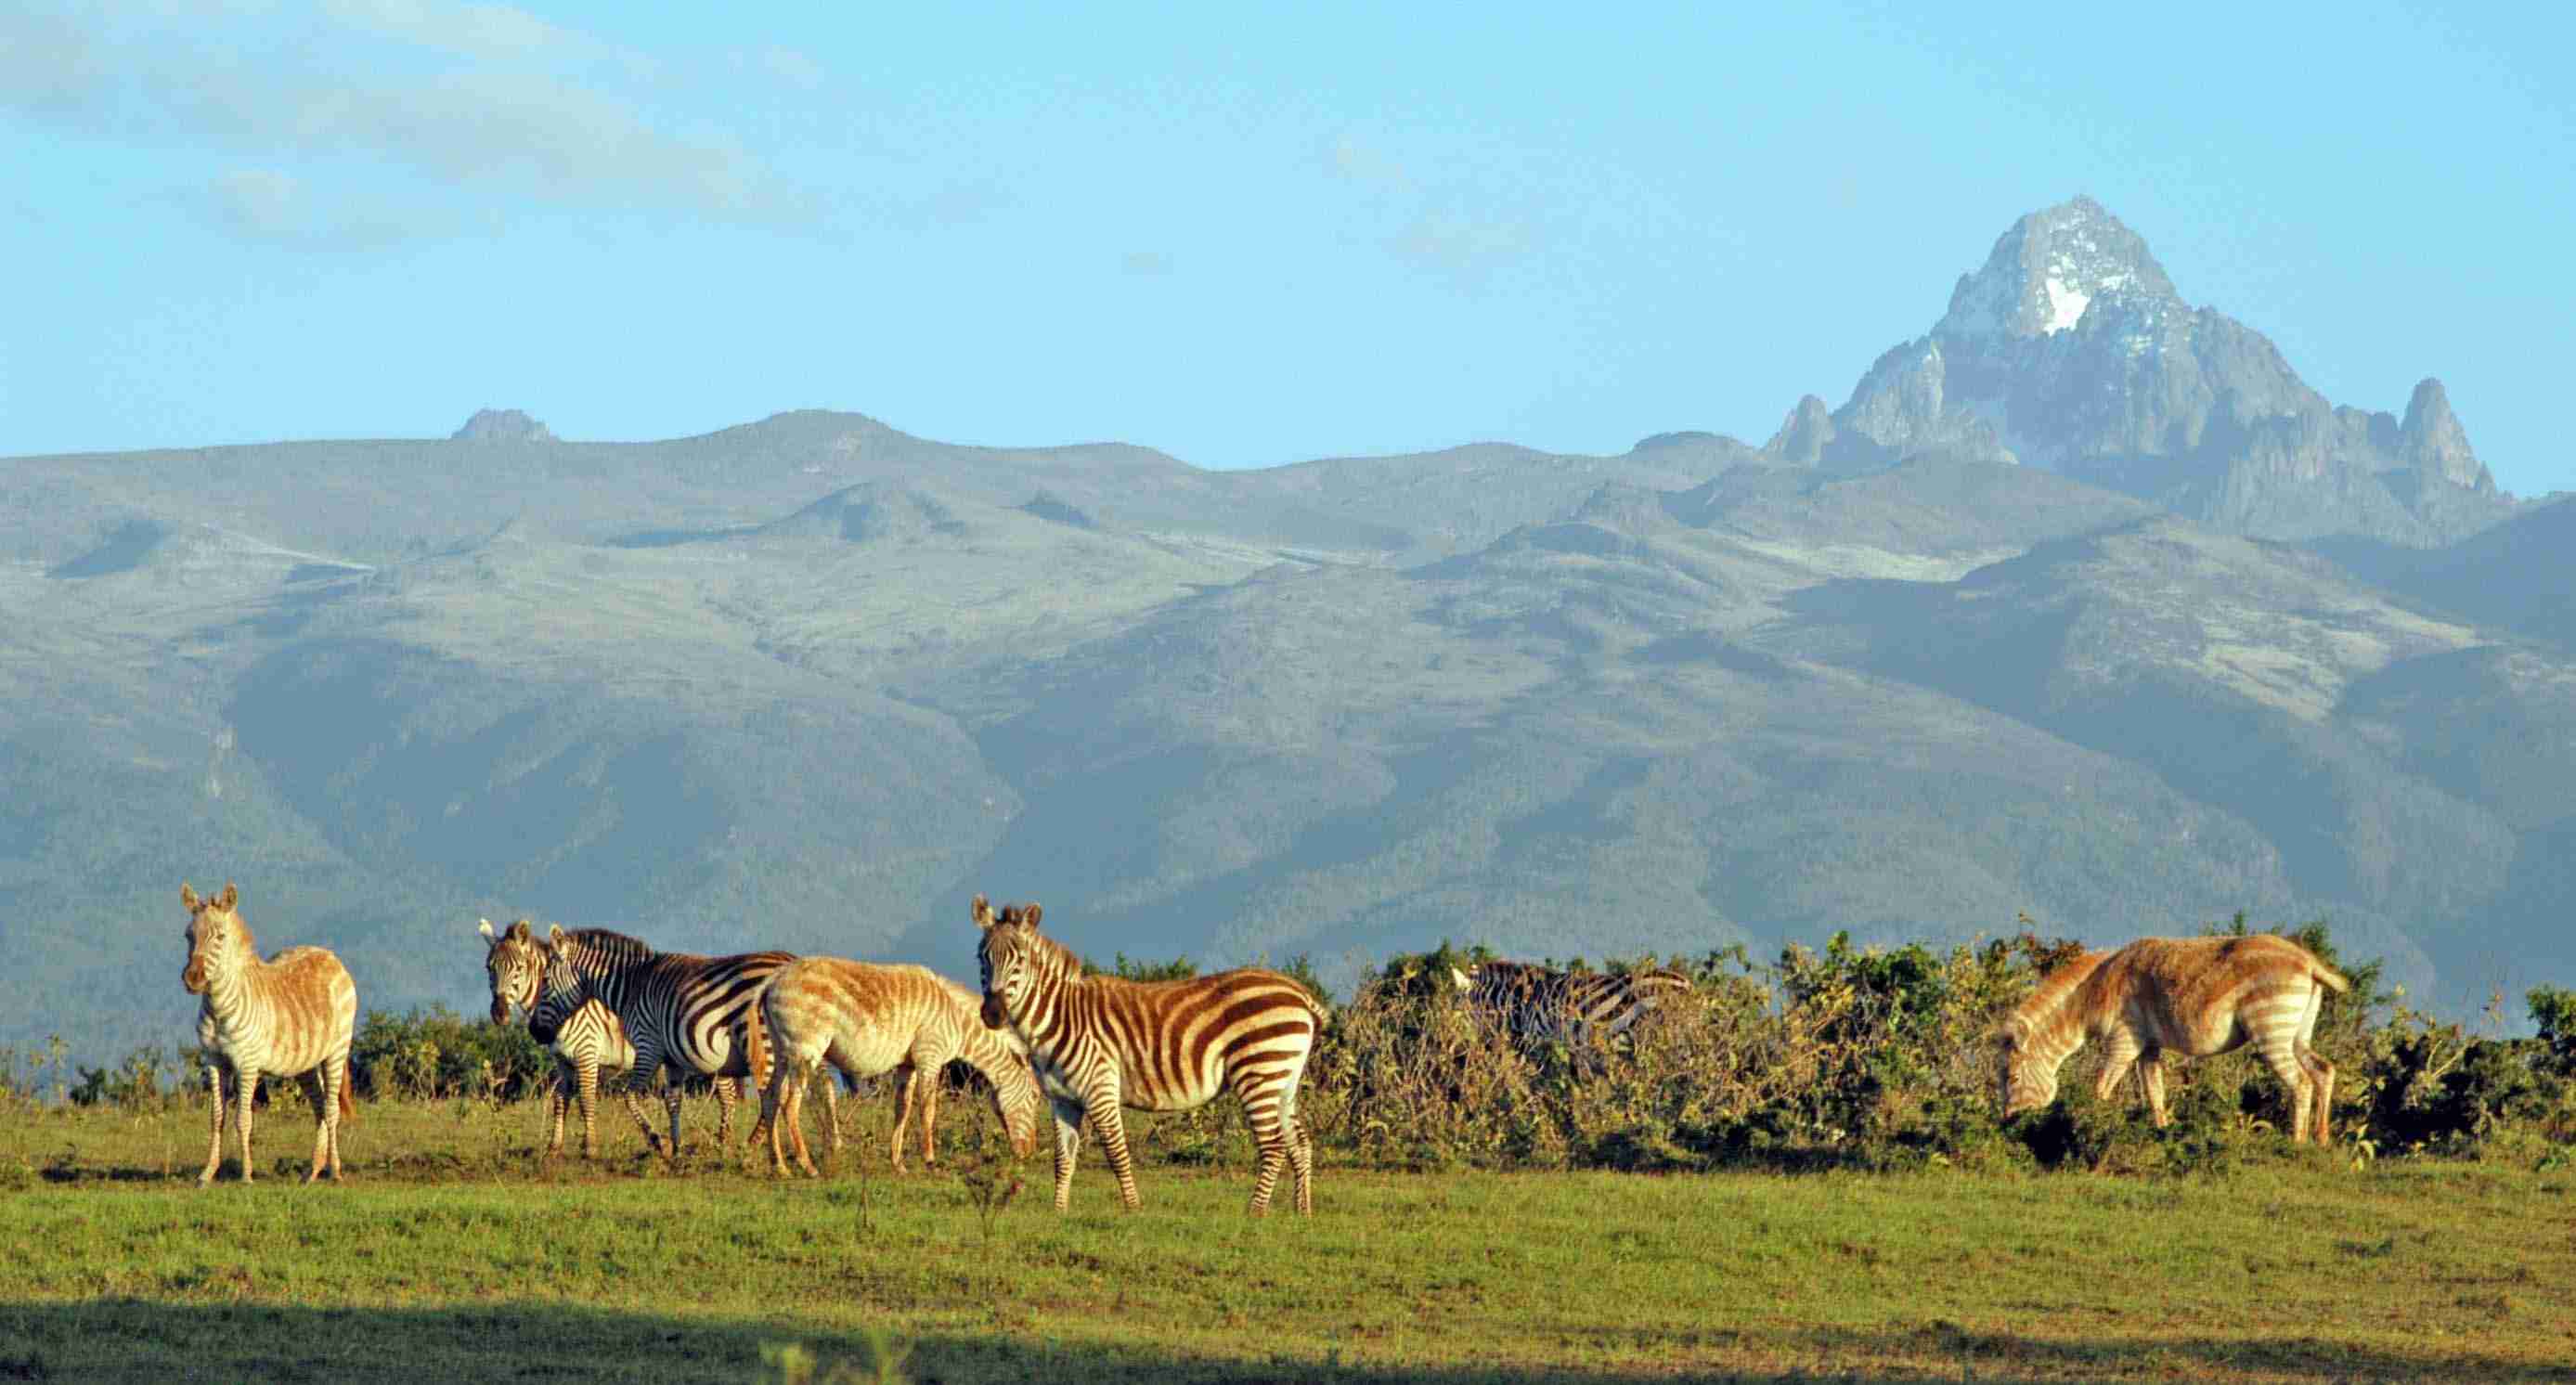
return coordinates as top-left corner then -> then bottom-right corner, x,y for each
1935,195 -> 2180,342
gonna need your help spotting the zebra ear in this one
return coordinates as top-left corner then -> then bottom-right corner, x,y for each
1450,965 -> 1474,990
971,894 -> 995,929
549,924 -> 568,948
181,883 -> 201,912
1023,902 -> 1042,928
509,918 -> 532,941
215,882 -> 238,911
478,918 -> 497,940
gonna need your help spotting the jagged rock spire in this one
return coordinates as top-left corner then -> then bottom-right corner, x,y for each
1934,195 -> 2181,342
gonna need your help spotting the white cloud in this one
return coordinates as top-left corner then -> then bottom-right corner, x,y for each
318,0 -> 623,64
4,3 -> 799,226
193,165 -> 463,249
1120,250 -> 1174,277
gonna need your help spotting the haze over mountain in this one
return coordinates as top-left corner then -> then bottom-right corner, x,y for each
5,197 -> 2564,1060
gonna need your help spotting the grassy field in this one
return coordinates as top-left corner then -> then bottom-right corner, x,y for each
2,1095 -> 2572,1383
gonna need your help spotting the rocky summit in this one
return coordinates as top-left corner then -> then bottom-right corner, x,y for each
1806,196 -> 2507,546
452,408 -> 555,443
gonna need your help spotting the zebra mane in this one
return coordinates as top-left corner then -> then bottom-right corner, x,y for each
2001,949 -> 2111,1044
556,926 -> 659,970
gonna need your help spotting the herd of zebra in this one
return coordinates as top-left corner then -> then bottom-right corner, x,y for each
177,878 -> 2354,1211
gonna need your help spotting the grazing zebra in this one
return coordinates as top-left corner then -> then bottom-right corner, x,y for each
749,957 -> 1042,1177
179,881 -> 357,1185
972,896 -> 1327,1216
526,924 -> 800,1158
1450,959 -> 1694,1067
1999,934 -> 2349,1144
480,917 -> 663,1158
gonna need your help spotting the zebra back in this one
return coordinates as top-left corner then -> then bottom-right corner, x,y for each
1462,960 -> 1689,1053
542,925 -> 795,1082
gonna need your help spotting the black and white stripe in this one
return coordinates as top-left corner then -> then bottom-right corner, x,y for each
532,924 -> 797,1158
973,896 -> 1326,1216
1453,960 -> 1692,1063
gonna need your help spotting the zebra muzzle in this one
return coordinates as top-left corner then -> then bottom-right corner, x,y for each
979,993 -> 1006,1030
182,962 -> 207,994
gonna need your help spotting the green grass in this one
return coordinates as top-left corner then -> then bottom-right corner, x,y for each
3,1098 -> 2573,1382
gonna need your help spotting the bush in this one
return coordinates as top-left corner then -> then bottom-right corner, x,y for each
1296,914 -> 2571,1175
350,1004 -> 551,1101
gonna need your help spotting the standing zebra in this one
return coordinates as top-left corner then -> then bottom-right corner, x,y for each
526,924 -> 799,1158
972,896 -> 1327,1216
1450,959 -> 1694,1067
180,881 -> 357,1185
749,957 -> 1042,1177
479,917 -> 662,1159
1999,934 -> 2349,1144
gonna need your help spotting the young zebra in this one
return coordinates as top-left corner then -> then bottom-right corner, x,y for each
529,924 -> 800,1159
1449,959 -> 1693,1067
972,896 -> 1327,1216
480,918 -> 660,1158
179,881 -> 358,1185
1998,934 -> 2349,1144
749,957 -> 1042,1177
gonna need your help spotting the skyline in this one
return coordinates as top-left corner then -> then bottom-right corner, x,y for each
4,2 -> 2570,496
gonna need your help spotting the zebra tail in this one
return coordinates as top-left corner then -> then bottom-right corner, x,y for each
2312,964 -> 2351,994
339,1076 -> 356,1121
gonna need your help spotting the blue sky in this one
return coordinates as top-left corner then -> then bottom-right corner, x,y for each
5,1 -> 2570,495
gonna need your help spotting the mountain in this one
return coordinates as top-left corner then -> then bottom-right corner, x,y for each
5,202 -> 2567,1062
1814,196 -> 2517,546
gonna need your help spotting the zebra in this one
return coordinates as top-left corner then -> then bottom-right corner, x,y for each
972,895 -> 1327,1216
749,957 -> 1042,1177
1999,933 -> 2349,1144
180,881 -> 357,1185
524,923 -> 802,1159
480,917 -> 665,1159
1450,959 -> 1694,1068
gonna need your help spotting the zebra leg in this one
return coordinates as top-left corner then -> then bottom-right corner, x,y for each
821,1074 -> 842,1161
713,1077 -> 740,1149
2139,1051 -> 2170,1128
1048,1095 -> 1086,1212
1083,1086 -> 1142,1212
574,1055 -> 604,1159
917,1061 -> 944,1170
787,1066 -> 823,1178
753,1042 -> 789,1176
1236,1071 -> 1293,1217
2298,1042 -> 2337,1146
2091,1029 -> 2145,1113
233,1067 -> 260,1184
321,1051 -> 349,1181
546,1060 -> 572,1158
199,1060 -> 229,1186
2255,1037 -> 2314,1143
1289,1115 -> 1315,1217
298,1069 -> 330,1184
888,1063 -> 918,1172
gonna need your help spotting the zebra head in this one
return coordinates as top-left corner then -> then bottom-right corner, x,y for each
477,917 -> 543,1026
179,881 -> 243,994
972,894 -> 1051,1032
1995,1024 -> 2056,1119
528,925 -> 589,1046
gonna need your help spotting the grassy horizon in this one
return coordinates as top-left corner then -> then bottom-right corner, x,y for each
4,1099 -> 2572,1382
